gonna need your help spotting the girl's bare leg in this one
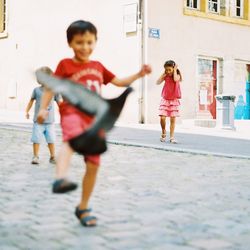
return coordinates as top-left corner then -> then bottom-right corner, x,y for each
160,116 -> 167,141
170,117 -> 177,142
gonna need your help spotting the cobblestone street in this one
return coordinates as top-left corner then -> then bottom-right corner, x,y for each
0,128 -> 250,250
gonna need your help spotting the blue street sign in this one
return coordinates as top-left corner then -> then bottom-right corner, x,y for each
149,28 -> 160,39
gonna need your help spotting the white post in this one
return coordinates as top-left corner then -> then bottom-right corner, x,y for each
139,0 -> 148,123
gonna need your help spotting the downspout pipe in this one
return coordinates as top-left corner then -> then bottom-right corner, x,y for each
139,0 -> 148,123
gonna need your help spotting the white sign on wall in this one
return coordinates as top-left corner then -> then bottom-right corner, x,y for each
199,89 -> 208,105
123,3 -> 138,33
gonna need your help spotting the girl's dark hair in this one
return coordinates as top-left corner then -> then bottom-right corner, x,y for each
67,20 -> 97,43
164,60 -> 182,81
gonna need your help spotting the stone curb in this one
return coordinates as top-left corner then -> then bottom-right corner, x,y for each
1,123 -> 249,160
107,140 -> 250,160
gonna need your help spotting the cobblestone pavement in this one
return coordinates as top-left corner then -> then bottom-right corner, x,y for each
0,128 -> 250,250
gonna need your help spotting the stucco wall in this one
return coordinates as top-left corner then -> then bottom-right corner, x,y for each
0,0 -> 141,122
146,0 -> 250,123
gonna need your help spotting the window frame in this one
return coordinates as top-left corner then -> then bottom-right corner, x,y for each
186,0 -> 201,10
0,0 -> 8,38
231,0 -> 244,18
208,0 -> 221,14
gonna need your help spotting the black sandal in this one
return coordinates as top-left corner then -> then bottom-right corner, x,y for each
75,207 -> 97,227
52,179 -> 78,194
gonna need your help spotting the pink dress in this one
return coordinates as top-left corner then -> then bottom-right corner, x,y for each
159,76 -> 181,117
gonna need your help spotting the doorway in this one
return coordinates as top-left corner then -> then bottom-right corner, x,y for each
197,58 -> 218,119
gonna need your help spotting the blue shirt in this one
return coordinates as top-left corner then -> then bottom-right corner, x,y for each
31,87 -> 60,124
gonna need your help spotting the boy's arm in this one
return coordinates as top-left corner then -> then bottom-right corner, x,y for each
111,65 -> 152,87
25,99 -> 34,119
55,94 -> 63,107
56,99 -> 63,108
37,88 -> 54,124
156,72 -> 166,85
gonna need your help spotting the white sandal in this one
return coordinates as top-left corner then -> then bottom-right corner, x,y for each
160,132 -> 167,142
170,138 -> 178,144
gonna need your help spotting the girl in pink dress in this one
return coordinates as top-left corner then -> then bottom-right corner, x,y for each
156,60 -> 182,143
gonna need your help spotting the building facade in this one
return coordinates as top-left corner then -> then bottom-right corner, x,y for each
1,0 -> 250,124
145,0 -> 250,123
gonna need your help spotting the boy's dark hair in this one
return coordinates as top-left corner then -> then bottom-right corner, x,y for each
164,60 -> 182,81
67,20 -> 97,43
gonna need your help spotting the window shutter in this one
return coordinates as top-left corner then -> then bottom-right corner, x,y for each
0,0 -> 6,33
220,0 -> 229,15
230,0 -> 236,16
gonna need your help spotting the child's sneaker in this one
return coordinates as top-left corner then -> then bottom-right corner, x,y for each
49,157 -> 56,164
31,156 -> 39,164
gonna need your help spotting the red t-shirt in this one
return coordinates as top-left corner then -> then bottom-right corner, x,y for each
54,58 -> 115,122
161,76 -> 181,100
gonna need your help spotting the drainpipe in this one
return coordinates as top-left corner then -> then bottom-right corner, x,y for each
138,0 -> 148,123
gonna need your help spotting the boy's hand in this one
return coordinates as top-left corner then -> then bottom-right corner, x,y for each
37,109 -> 48,124
26,113 -> 30,119
139,64 -> 152,77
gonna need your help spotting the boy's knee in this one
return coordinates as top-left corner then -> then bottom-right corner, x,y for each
86,161 -> 99,174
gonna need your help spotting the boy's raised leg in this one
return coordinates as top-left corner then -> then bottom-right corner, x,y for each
52,142 -> 77,193
55,142 -> 73,178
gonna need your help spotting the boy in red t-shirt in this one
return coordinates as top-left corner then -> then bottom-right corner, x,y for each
37,20 -> 151,227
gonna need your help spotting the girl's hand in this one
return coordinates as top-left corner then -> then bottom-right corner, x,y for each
139,64 -> 152,77
37,109 -> 48,124
26,113 -> 30,119
174,64 -> 178,71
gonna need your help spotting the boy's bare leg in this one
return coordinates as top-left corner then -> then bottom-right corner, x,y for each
78,161 -> 99,225
56,142 -> 73,179
170,117 -> 176,139
48,143 -> 55,158
33,143 -> 40,157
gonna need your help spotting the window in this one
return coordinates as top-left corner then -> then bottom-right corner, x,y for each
231,0 -> 244,17
184,0 -> 250,25
208,0 -> 220,13
0,0 -> 7,37
187,0 -> 200,9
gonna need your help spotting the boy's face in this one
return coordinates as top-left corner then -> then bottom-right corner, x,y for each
69,32 -> 96,62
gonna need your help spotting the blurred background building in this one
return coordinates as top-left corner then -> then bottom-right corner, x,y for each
1,0 -> 250,124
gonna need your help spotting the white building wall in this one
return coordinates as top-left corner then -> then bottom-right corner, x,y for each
1,0 -> 250,124
145,0 -> 250,123
0,0 -> 141,122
